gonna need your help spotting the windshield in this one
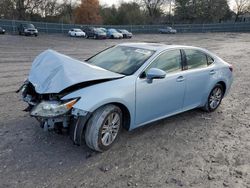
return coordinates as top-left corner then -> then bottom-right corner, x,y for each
109,29 -> 118,33
94,28 -> 104,33
26,24 -> 35,28
121,30 -> 129,33
99,28 -> 106,32
87,46 -> 155,75
74,29 -> 82,32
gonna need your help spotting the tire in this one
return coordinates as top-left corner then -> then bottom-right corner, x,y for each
85,104 -> 122,152
111,35 -> 114,39
35,34 -> 38,37
203,84 -> 224,112
93,35 -> 97,39
19,31 -> 21,35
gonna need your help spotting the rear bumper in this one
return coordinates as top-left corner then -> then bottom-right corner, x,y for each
224,75 -> 233,97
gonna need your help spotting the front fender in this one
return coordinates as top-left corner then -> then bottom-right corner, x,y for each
62,76 -> 136,128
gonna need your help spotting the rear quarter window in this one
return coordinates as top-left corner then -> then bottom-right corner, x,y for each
207,55 -> 214,65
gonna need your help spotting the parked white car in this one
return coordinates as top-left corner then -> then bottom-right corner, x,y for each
68,28 -> 86,37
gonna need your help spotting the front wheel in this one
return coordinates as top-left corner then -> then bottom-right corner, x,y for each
85,104 -> 122,152
203,84 -> 224,112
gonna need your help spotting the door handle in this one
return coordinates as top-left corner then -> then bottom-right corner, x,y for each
210,70 -> 216,75
176,76 -> 185,82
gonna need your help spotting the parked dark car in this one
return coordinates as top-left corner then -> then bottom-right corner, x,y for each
83,27 -> 107,39
118,29 -> 132,38
0,27 -> 6,34
18,23 -> 38,36
158,27 -> 177,34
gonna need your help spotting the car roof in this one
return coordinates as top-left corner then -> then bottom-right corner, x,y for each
118,43 -> 193,51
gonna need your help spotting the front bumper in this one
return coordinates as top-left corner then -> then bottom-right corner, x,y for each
113,35 -> 123,39
97,35 -> 107,39
34,108 -> 91,146
32,107 -> 89,131
25,31 -> 38,35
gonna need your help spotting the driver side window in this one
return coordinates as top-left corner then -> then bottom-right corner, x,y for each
146,50 -> 182,74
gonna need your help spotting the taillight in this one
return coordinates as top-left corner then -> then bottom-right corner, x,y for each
229,65 -> 233,72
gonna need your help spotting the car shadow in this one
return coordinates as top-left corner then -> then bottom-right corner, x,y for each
1,107 -> 220,176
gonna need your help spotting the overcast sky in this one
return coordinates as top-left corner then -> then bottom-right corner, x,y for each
99,0 -> 236,9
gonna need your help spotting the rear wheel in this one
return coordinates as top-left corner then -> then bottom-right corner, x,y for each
85,104 -> 122,152
203,84 -> 224,112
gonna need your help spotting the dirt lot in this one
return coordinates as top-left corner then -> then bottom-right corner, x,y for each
0,33 -> 250,188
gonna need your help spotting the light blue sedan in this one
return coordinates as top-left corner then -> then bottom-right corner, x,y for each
19,43 -> 233,152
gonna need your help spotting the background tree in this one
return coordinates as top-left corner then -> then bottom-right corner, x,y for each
234,0 -> 250,22
0,0 -> 15,19
174,0 -> 232,23
141,0 -> 167,22
0,0 -> 236,24
100,2 -> 148,25
74,0 -> 102,24
174,0 -> 192,22
56,0 -> 79,23
100,5 -> 119,25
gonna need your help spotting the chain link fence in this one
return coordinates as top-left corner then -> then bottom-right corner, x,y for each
1,19 -> 250,34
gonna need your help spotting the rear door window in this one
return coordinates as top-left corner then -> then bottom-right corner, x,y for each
184,49 -> 208,69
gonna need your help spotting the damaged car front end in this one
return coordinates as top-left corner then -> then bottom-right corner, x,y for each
18,81 -> 84,134
18,49 -> 124,145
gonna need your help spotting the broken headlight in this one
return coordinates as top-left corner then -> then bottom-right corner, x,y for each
30,99 -> 78,117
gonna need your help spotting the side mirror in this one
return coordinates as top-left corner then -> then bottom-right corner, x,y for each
146,68 -> 166,81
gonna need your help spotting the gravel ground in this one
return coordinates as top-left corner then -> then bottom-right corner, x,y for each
0,33 -> 250,188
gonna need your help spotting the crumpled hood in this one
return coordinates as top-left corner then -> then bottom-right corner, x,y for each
28,49 -> 124,94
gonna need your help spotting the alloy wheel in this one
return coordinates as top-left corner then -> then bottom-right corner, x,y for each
101,112 -> 120,146
209,87 -> 222,109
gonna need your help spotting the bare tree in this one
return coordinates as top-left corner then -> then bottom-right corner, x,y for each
234,0 -> 249,22
15,0 -> 44,19
0,0 -> 15,19
142,0 -> 168,18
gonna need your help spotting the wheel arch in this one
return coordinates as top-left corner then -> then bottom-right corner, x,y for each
201,79 -> 227,107
110,102 -> 131,131
89,102 -> 131,131
217,81 -> 226,95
